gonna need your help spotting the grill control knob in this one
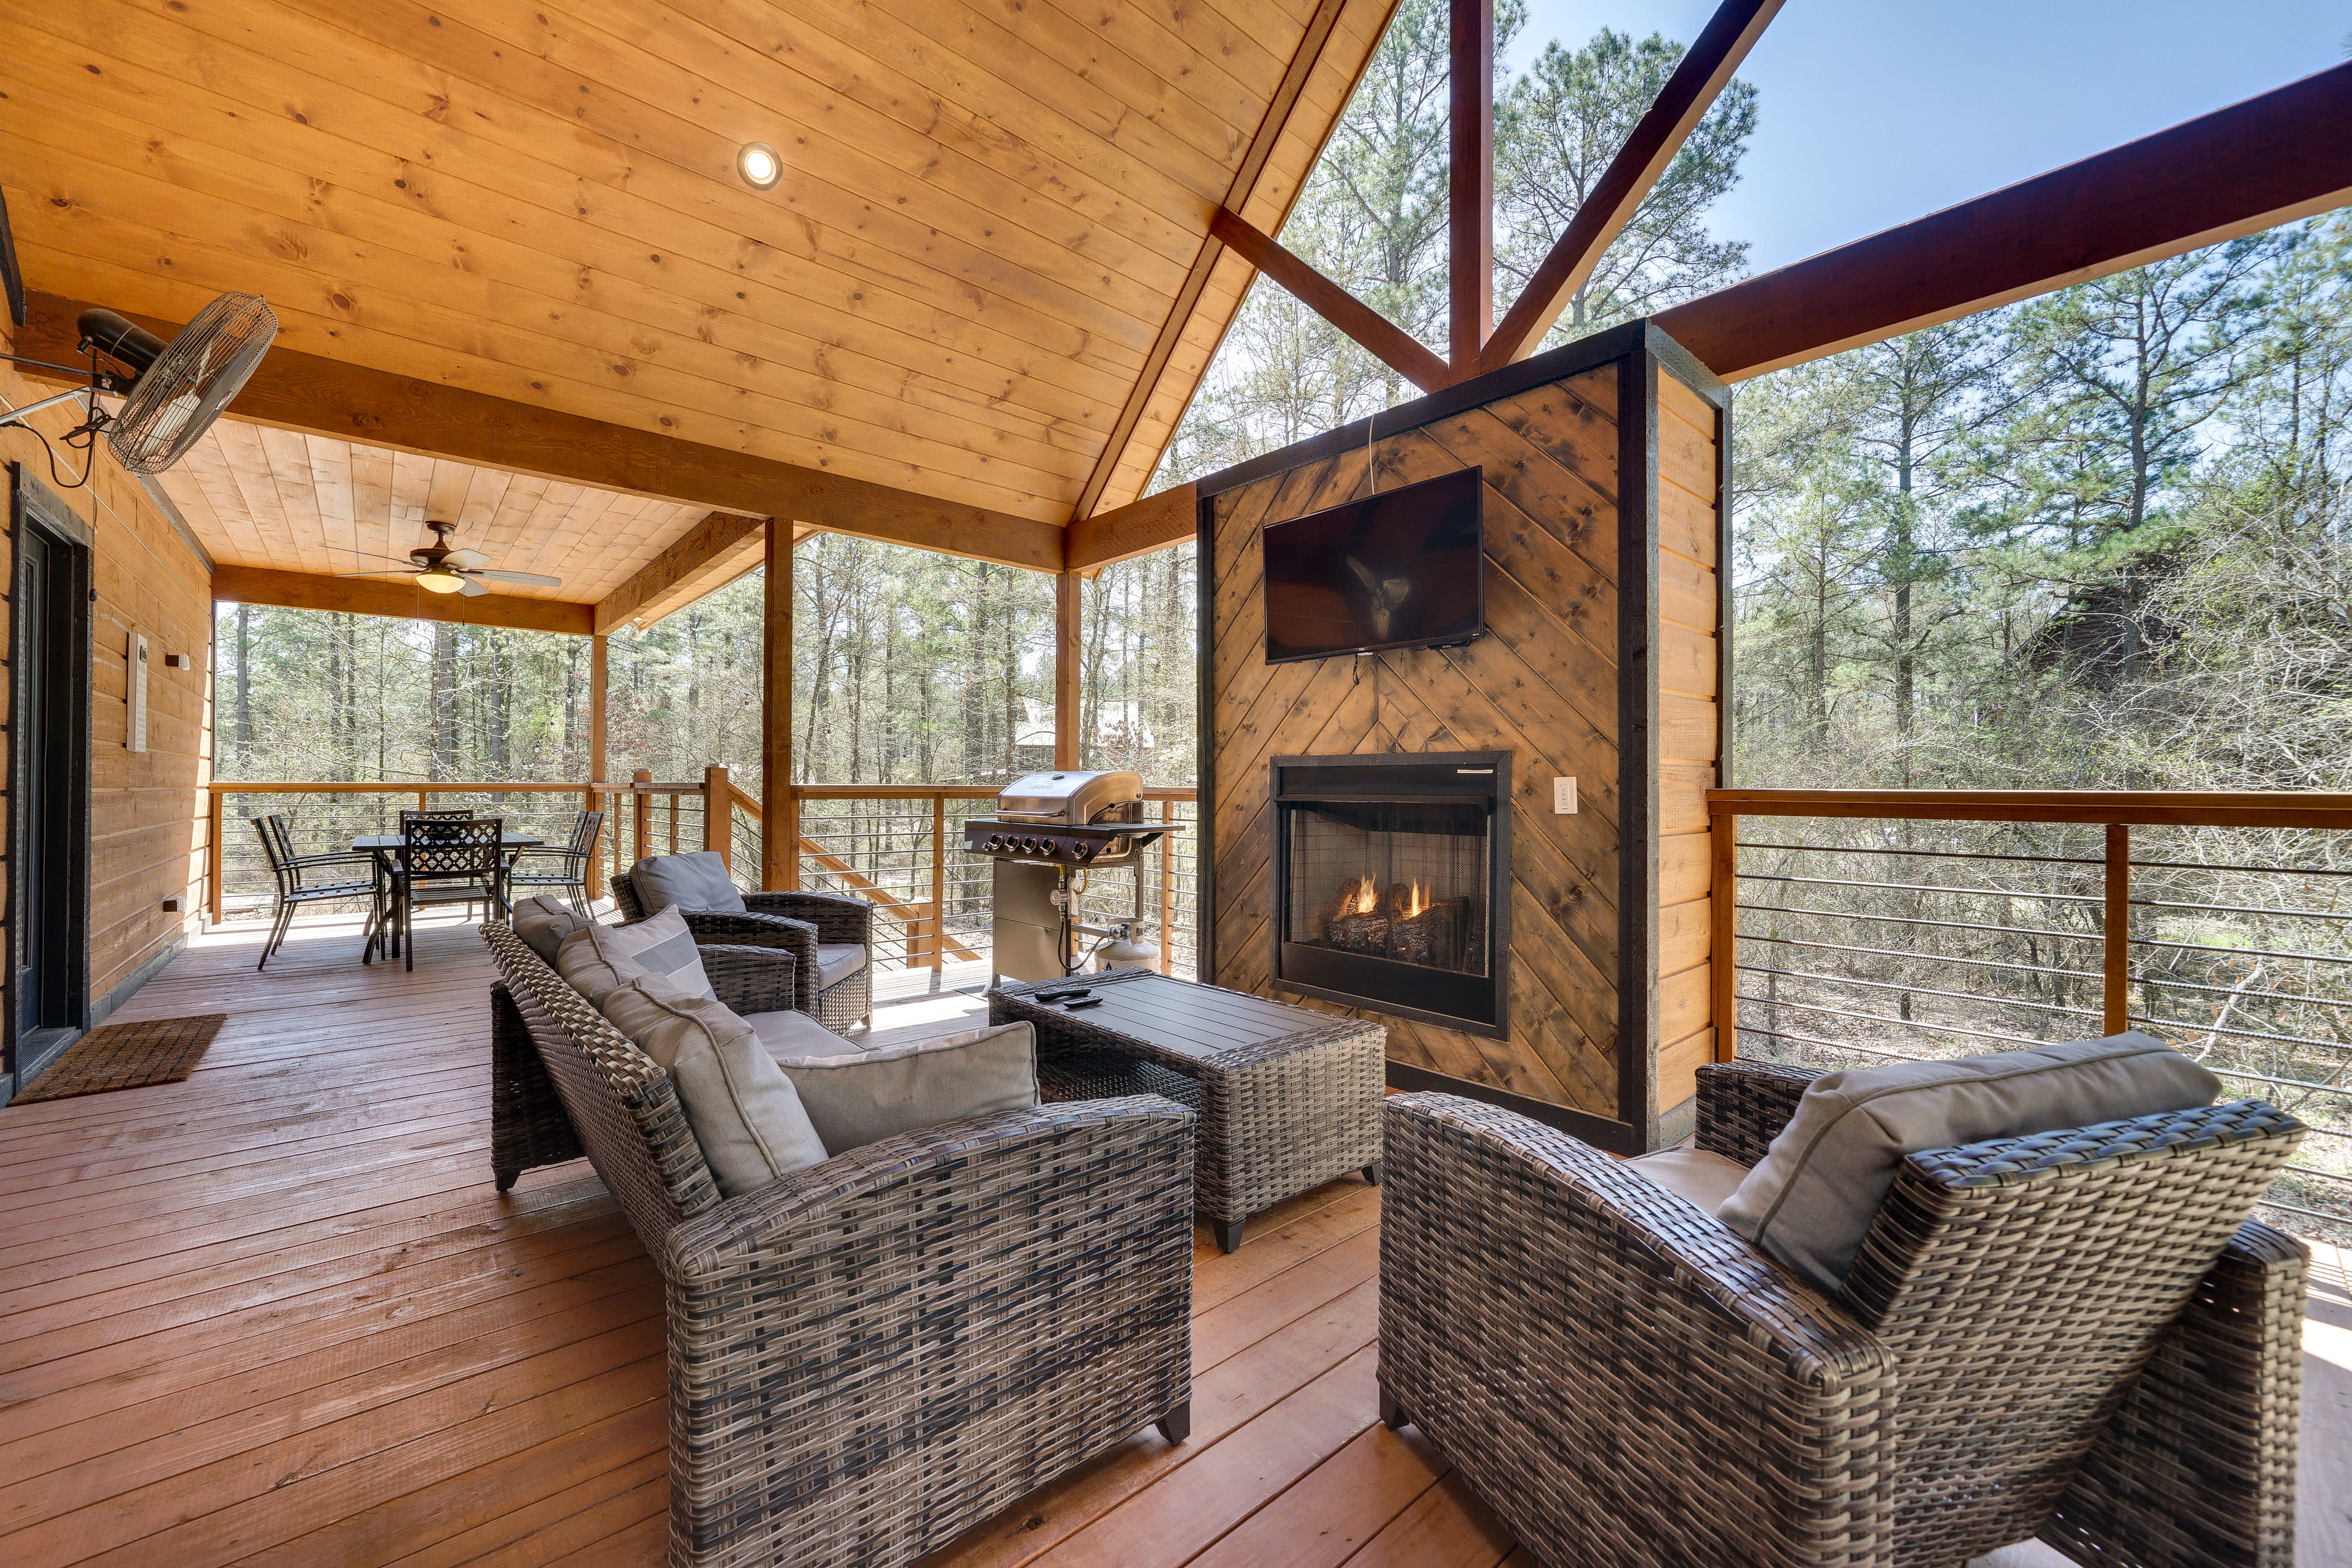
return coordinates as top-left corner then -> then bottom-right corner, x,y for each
984,835 -> 1003,851
1072,842 -> 1095,861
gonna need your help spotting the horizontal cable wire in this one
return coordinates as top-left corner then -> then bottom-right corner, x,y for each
1740,872 -> 2101,904
2131,896 -> 2352,921
1736,932 -> 2105,981
2133,857 -> 2352,878
2133,972 -> 2352,1011
1734,963 -> 2103,1018
2127,935 -> 2352,965
2130,1013 -> 2352,1056
1737,841 -> 2103,867
1732,993 -> 2050,1048
1736,903 -> 2102,944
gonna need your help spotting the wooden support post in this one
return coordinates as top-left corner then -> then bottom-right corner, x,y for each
1711,811 -> 1738,1060
763,521 -> 799,890
632,769 -> 652,867
1159,796 -> 1177,974
929,796 -> 948,971
704,766 -> 729,872
208,788 -> 225,925
589,633 -> 608,783
1055,571 -> 1082,770
1449,0 -> 1494,368
2104,823 -> 2131,1035
667,794 -> 680,855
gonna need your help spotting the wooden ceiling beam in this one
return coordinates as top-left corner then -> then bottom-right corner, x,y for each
17,291 -> 1066,573
1476,0 -> 1781,376
1066,0 -> 1356,526
1449,0 -> 1494,366
1653,59 -> 2352,382
594,512 -> 763,635
1065,481 -> 1201,573
214,563 -> 595,636
1210,209 -> 1451,392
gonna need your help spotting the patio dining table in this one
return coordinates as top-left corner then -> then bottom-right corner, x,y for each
355,830 -> 544,962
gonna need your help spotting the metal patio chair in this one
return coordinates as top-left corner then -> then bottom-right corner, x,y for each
251,814 -> 380,971
505,809 -> 603,915
385,817 -> 508,970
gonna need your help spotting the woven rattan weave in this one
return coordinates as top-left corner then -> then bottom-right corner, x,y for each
609,871 -> 874,1032
480,922 -> 1196,1568
1379,1066 -> 2309,1568
991,967 -> 1384,1251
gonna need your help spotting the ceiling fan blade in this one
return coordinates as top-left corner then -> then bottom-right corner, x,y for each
468,568 -> 564,587
457,576 -> 491,597
331,570 -> 423,579
443,548 -> 490,570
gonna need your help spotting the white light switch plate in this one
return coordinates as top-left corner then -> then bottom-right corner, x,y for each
1553,776 -> 1577,814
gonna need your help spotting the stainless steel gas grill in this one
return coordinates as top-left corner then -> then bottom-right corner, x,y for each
962,771 -> 1183,983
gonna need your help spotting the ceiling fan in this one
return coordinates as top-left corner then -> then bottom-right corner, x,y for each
337,521 -> 563,597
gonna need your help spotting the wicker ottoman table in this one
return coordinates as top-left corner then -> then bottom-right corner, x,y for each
991,968 -> 1386,1252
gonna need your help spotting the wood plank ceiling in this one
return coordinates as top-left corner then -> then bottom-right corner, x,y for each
0,0 -> 1400,539
163,415 -> 715,606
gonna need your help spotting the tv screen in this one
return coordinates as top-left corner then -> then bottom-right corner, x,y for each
1263,467 -> 1484,663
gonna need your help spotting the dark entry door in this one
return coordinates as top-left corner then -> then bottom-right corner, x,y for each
8,469 -> 93,1093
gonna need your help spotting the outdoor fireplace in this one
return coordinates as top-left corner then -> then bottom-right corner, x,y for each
1270,753 -> 1510,1037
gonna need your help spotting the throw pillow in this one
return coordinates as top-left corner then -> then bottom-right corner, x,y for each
630,851 -> 748,915
781,1020 -> 1038,1155
554,923 -> 650,1006
594,905 -> 714,1000
511,895 -> 589,965
600,978 -> 829,1197
1718,1031 -> 2222,1293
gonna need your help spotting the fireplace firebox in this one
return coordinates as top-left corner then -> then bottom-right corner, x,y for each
1270,753 -> 1510,1037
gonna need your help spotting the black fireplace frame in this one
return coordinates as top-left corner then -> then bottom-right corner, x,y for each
1268,752 -> 1511,1038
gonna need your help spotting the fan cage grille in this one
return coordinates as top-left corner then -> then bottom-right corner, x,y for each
107,292 -> 277,475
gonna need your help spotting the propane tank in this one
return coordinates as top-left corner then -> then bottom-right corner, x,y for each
1095,923 -> 1159,973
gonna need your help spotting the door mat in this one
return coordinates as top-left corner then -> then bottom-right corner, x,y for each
14,1014 -> 228,1103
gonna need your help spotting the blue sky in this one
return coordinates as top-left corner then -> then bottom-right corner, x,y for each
1509,1 -> 2351,272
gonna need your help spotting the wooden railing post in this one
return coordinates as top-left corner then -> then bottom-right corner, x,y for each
1711,809 -> 1738,1060
208,787 -> 225,925
704,766 -> 729,872
2105,822 -> 2131,1034
631,768 -> 652,865
1159,796 -> 1177,974
667,793 -> 681,854
929,795 -> 947,970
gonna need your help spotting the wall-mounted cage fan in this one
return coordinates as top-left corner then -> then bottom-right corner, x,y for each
336,519 -> 564,597
0,292 -> 278,475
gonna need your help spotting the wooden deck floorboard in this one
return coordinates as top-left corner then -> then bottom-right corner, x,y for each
0,913 -> 2339,1566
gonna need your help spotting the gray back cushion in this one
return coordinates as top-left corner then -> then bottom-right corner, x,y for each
1719,1032 -> 2222,1293
780,1021 -> 1038,1155
512,895 -> 589,965
555,906 -> 712,1004
630,851 -> 747,915
600,976 -> 827,1197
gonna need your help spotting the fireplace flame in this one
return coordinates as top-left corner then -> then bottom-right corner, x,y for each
1399,880 -> 1427,919
1344,875 -> 1379,915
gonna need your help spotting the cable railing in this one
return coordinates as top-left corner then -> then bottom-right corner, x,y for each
1710,789 -> 2352,1235
213,774 -> 1203,988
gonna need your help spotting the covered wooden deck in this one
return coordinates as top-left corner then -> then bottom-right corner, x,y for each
0,914 -> 2343,1567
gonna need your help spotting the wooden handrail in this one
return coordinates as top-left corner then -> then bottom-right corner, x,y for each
1709,788 -> 2352,829
1706,786 -> 2352,1058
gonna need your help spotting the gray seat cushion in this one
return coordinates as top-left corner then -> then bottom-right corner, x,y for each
630,850 -> 748,915
600,976 -> 828,1197
511,895 -> 589,965
779,1021 -> 1039,1155
1718,1031 -> 2223,1293
748,1007 -> 861,1066
815,943 -> 869,990
1625,1144 -> 1747,1215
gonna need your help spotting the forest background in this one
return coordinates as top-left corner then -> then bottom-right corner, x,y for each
219,0 -> 2352,813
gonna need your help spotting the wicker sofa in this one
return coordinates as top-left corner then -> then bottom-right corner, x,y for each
1378,1061 -> 2310,1568
609,869 -> 875,1033
481,920 -> 1197,1568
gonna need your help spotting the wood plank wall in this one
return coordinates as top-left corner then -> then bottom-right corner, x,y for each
1209,365 -> 1629,1122
3,323 -> 215,1039
1654,373 -> 1724,1116
1206,350 -> 1725,1137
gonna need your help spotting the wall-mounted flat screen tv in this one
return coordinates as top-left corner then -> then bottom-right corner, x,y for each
1263,467 -> 1485,663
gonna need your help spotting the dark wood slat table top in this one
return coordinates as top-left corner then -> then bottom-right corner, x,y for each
1005,970 -> 1341,1063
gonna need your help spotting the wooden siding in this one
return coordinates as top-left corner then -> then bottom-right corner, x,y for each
1208,366 -> 1626,1121
1654,370 -> 1721,1114
3,323 -> 214,1028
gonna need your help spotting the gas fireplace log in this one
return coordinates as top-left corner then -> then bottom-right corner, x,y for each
1327,911 -> 1392,954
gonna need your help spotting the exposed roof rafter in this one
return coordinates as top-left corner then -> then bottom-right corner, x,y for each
1210,208 -> 1450,392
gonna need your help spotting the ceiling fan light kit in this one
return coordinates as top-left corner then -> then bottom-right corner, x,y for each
332,518 -> 564,600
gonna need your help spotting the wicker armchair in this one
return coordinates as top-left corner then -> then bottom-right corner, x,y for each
480,921 -> 1196,1568
1378,1061 -> 2310,1568
609,870 -> 875,1033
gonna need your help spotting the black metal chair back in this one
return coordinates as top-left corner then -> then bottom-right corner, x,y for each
400,807 -> 474,829
401,816 -> 503,880
568,809 -> 605,858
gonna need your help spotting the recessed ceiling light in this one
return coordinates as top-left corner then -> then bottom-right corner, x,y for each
737,143 -> 782,190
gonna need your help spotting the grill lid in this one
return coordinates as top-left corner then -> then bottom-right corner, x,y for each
995,769 -> 1144,824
